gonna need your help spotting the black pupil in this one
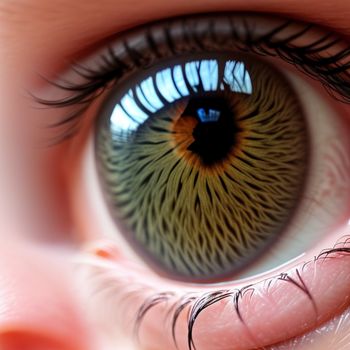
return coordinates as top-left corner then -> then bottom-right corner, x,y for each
183,97 -> 239,165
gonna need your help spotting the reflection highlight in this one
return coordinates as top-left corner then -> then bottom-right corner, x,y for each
111,59 -> 252,134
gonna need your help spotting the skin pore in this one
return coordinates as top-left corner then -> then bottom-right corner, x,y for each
0,1 -> 350,349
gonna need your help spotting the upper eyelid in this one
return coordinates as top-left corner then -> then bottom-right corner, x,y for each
31,13 -> 350,148
23,5 -> 350,64
34,14 -> 350,144
80,234 -> 350,349
34,13 -> 350,111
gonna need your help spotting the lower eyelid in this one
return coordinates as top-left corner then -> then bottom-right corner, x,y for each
270,305 -> 350,349
79,233 -> 350,350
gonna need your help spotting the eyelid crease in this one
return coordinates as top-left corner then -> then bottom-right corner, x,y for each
32,13 -> 350,144
78,235 -> 350,350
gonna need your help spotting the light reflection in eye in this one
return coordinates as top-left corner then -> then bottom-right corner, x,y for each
155,67 -> 182,102
196,108 -> 221,123
139,77 -> 164,110
110,59 -> 252,134
223,61 -> 253,94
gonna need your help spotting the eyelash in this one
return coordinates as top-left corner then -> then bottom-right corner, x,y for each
34,14 -> 350,144
148,246 -> 350,350
84,236 -> 350,350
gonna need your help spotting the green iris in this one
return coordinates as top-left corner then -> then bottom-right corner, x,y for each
96,56 -> 308,281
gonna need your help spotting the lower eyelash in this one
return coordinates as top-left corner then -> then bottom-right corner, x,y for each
134,270 -> 316,350
80,236 -> 350,350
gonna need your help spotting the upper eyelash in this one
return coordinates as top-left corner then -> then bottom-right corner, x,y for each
34,14 -> 350,144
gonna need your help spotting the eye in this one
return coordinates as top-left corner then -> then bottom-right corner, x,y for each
95,52 -> 311,282
36,12 -> 350,350
70,14 -> 349,283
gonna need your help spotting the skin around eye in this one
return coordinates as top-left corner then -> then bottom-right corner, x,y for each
1,2 -> 350,350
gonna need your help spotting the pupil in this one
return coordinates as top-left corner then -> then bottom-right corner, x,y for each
182,97 -> 239,165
